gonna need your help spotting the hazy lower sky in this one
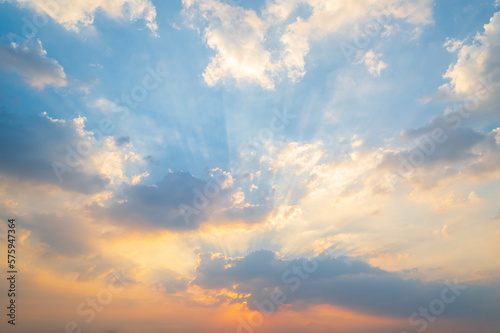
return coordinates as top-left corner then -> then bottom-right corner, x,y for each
0,1 -> 499,332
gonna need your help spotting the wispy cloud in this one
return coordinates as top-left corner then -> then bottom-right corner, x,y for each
7,0 -> 158,34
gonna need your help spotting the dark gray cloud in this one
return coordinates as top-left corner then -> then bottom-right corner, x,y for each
379,111 -> 500,186
93,170 -> 273,231
381,113 -> 488,168
0,110 -> 109,193
92,171 -> 220,230
192,250 -> 500,319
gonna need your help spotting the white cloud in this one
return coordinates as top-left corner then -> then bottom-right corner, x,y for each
443,38 -> 464,52
0,37 -> 67,89
183,0 -> 278,89
441,11 -> 500,101
69,116 -> 147,185
131,171 -> 149,184
90,97 -> 130,114
358,50 -> 387,76
9,0 -> 158,35
265,141 -> 324,175
183,0 -> 433,89
86,136 -> 143,185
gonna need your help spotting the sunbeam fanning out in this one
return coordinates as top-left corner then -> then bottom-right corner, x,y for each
0,1 -> 499,333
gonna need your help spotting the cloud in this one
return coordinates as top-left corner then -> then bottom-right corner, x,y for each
90,97 -> 131,115
153,270 -> 190,294
256,139 -> 394,204
192,250 -> 500,319
8,0 -> 158,34
358,50 -> 387,77
95,171 -> 213,230
0,110 -> 109,194
26,213 -> 93,257
382,11 -> 500,190
274,0 -> 432,80
433,224 -> 451,238
87,136 -> 144,185
183,0 -> 433,89
265,141 -> 324,175
183,0 -> 278,89
439,11 -> 500,107
401,124 -> 485,165
94,169 -> 272,231
379,109 -> 500,190
0,37 -> 67,89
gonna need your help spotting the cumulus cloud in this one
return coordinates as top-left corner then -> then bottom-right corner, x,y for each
380,111 -> 500,188
183,0 -> 278,89
7,0 -> 158,34
0,37 -> 67,89
388,120 -> 485,166
255,139 -> 394,204
94,171 -> 218,230
440,11 -> 500,107
87,136 -> 144,185
358,50 -> 387,76
274,0 -> 432,80
192,250 -> 500,318
183,0 -> 433,89
387,11 -> 500,191
94,169 -> 273,231
0,110 -> 109,193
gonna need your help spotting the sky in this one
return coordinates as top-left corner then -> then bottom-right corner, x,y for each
0,0 -> 499,332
